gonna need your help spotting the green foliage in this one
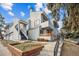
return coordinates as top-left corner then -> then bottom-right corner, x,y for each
13,42 -> 42,51
48,3 -> 65,19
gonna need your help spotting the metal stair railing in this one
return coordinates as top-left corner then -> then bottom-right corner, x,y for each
20,28 -> 28,39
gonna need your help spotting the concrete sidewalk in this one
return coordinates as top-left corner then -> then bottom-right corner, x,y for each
38,42 -> 56,56
0,42 -> 12,56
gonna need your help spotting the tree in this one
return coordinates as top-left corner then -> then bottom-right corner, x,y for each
0,13 -> 5,40
48,3 -> 79,39
0,31 -> 3,40
48,3 -> 65,20
63,4 -> 79,33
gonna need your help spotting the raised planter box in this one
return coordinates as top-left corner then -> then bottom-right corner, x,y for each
7,43 -> 44,56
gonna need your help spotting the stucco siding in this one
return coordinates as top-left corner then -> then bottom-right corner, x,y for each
28,27 -> 39,40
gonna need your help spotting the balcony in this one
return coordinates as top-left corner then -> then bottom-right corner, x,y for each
40,21 -> 49,28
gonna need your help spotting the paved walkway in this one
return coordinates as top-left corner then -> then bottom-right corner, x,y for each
38,42 -> 56,56
0,42 -> 12,56
61,40 -> 79,56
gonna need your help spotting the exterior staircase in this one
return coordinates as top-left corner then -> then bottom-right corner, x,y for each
20,28 -> 28,39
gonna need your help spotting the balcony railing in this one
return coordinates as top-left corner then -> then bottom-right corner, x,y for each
40,21 -> 49,28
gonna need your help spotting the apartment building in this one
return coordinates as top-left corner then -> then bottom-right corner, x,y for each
4,18 -> 28,41
28,10 -> 58,41
4,9 -> 59,41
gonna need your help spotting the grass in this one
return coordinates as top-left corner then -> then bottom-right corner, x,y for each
13,42 -> 43,51
0,40 -> 19,45
0,39 -> 43,52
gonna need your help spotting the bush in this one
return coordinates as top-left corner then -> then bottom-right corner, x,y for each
65,33 -> 73,38
64,32 -> 79,39
73,32 -> 79,39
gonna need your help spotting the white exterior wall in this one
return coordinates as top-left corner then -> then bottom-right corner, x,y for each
6,19 -> 21,41
28,27 -> 39,40
12,20 -> 20,41
28,11 -> 41,40
26,24 -> 29,31
7,27 -> 21,41
10,28 -> 20,41
30,12 -> 41,28
40,21 -> 49,28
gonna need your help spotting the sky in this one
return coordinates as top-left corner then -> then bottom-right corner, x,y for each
0,3 -> 50,23
0,3 -> 66,31
0,3 -> 37,23
0,3 -> 66,23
